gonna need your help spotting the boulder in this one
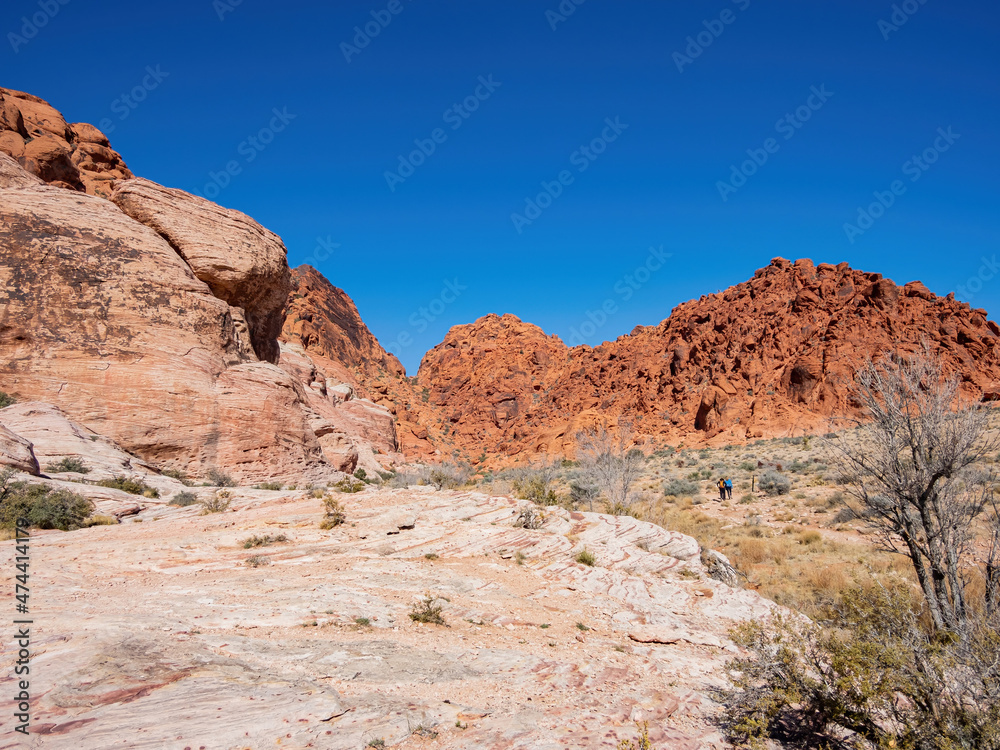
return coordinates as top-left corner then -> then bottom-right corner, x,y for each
0,155 -> 326,483
0,423 -> 39,475
113,179 -> 290,364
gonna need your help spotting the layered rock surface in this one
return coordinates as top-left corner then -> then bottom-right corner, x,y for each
0,145 -> 324,481
2,485 -> 771,748
412,259 -> 1000,458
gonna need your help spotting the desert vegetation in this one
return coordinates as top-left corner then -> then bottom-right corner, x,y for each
0,468 -> 94,531
723,350 -> 1000,749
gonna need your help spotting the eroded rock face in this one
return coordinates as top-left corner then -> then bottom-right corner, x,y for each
0,153 -> 324,482
0,88 -> 132,198
0,421 -> 39,475
282,265 -> 404,386
412,259 -> 1000,458
113,179 -> 291,364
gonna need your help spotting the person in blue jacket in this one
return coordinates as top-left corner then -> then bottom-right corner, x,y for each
724,477 -> 733,500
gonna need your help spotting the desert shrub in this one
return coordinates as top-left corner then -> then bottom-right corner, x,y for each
388,466 -> 430,488
429,462 -> 471,490
758,470 -> 790,496
663,478 -> 699,497
723,582 -> 1000,750
169,491 -> 198,507
798,530 -> 822,546
160,468 -> 192,485
199,490 -> 232,514
45,457 -> 90,474
617,723 -> 653,750
353,468 -> 368,482
96,475 -> 159,498
575,548 -> 596,567
241,533 -> 288,548
0,471 -> 94,530
245,555 -> 271,568
409,596 -> 445,625
511,470 -> 558,505
330,477 -> 365,494
83,514 -> 118,527
256,481 -> 283,491
320,494 -> 346,529
206,468 -> 236,487
569,480 -> 599,511
513,506 -> 543,529
738,461 -> 758,472
0,391 -> 16,409
577,422 -> 644,511
831,507 -> 857,524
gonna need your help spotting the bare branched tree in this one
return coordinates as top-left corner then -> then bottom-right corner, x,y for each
831,345 -> 1000,632
575,421 -> 645,514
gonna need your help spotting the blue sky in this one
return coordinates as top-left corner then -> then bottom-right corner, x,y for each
5,0 -> 999,372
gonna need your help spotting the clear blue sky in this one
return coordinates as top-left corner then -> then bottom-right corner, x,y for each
5,0 -> 999,372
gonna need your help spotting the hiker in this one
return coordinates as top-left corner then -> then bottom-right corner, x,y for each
717,477 -> 726,501
725,477 -> 733,500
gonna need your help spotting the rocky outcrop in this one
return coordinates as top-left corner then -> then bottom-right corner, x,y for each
0,88 -> 132,198
0,421 -> 39,475
113,179 -> 291,364
282,265 -> 404,388
0,151 -> 325,482
412,259 -> 1000,459
281,265 -> 414,462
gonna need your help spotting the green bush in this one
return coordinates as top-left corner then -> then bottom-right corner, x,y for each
330,478 -> 365,494
320,494 -> 346,528
168,491 -> 198,507
723,582 -> 1000,749
0,471 -> 94,530
0,391 -> 16,409
353,468 -> 367,481
575,548 -> 596,567
512,473 -> 558,505
663,478 -> 699,497
96,475 -> 159,498
758,470 -> 790,496
206,468 -> 236,487
241,533 -> 288,548
255,481 -> 283,491
45,457 -> 90,474
199,490 -> 232,514
160,468 -> 192,485
409,596 -> 446,625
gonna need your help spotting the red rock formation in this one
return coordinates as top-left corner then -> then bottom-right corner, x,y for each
413,258 -> 1000,460
0,151 -> 327,482
282,265 -> 404,389
0,88 -> 132,198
